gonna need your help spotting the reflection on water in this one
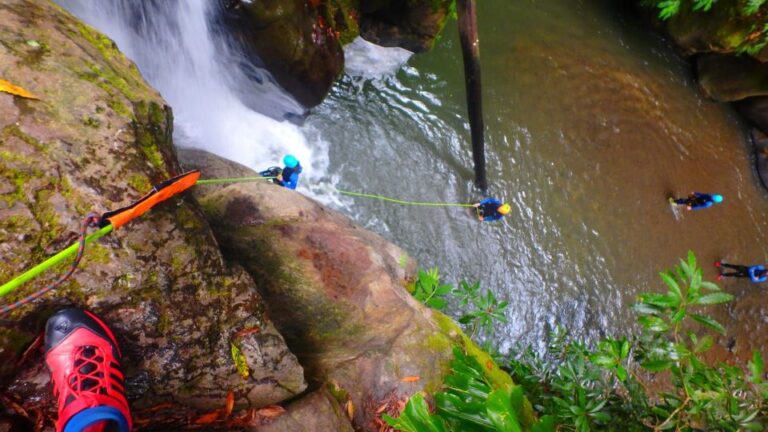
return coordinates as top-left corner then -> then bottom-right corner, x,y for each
308,0 -> 768,355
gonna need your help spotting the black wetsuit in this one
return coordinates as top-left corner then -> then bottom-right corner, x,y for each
478,198 -> 503,221
719,263 -> 751,278
720,262 -> 768,282
674,193 -> 715,210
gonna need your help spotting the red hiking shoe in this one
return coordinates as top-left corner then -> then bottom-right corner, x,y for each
45,308 -> 132,432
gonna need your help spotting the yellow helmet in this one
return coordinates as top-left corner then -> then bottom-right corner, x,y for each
498,204 -> 511,215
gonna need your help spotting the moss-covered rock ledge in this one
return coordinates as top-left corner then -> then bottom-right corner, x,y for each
0,0 -> 304,425
180,148 -> 535,430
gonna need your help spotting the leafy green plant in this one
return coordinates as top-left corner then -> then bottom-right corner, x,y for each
402,253 -> 765,431
385,346 -> 555,432
458,289 -> 509,340
507,251 -> 767,431
745,0 -> 768,15
412,270 -> 509,341
412,268 -> 453,310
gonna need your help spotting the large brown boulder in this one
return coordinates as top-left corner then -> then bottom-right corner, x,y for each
697,53 -> 768,102
256,389 -> 354,432
179,148 -> 534,431
360,0 -> 453,53
217,0 -> 345,108
216,0 -> 452,108
659,2 -> 767,59
0,0 -> 304,424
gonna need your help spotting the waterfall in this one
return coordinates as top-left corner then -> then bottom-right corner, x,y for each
55,0 -> 322,181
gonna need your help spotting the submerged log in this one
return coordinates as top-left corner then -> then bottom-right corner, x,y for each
457,0 -> 487,191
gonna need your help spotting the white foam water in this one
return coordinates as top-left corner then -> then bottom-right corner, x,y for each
55,0 -> 324,190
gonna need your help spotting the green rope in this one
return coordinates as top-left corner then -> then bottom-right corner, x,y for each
196,176 -> 275,185
1,175 -> 477,300
0,224 -> 113,298
337,189 -> 476,208
197,178 -> 475,208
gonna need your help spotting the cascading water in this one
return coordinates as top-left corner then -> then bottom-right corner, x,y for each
55,0 -> 323,184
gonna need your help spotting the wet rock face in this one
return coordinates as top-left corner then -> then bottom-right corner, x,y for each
255,389 -> 354,432
360,0 -> 452,53
217,0 -> 345,108
180,149 -> 467,430
649,3 -> 768,135
0,0 -> 304,420
697,53 -> 768,102
215,0 -> 450,108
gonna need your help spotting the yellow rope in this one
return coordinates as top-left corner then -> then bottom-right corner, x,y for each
337,189 -> 476,208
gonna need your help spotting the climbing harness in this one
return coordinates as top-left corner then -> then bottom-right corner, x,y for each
0,171 -> 484,314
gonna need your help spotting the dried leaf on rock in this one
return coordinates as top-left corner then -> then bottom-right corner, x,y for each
0,79 -> 39,99
345,399 -> 355,419
193,409 -> 223,425
234,326 -> 260,338
257,405 -> 286,419
225,391 -> 235,416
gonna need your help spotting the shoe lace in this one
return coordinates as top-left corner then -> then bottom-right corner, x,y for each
68,346 -> 109,396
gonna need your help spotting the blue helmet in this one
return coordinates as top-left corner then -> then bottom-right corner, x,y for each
712,194 -> 723,203
283,154 -> 298,168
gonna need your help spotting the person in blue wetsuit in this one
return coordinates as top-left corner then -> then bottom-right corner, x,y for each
277,154 -> 302,190
473,198 -> 511,221
670,192 -> 723,210
715,261 -> 768,282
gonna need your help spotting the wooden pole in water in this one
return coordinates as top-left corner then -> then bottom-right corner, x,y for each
456,0 -> 487,191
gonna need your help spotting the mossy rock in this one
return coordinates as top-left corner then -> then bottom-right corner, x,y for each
0,0 -> 305,423
181,148 -> 534,430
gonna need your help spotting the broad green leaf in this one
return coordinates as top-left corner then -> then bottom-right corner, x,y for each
639,315 -> 670,332
696,292 -> 734,305
638,293 -> 679,308
620,339 -> 630,359
693,335 -> 713,354
383,393 -> 448,432
749,351 -> 764,384
435,284 -> 452,295
690,269 -> 702,295
427,297 -> 447,310
679,257 -> 691,279
642,359 -> 674,372
690,313 -> 726,334
435,392 -> 494,429
444,373 -> 491,399
531,415 -> 556,432
509,386 -> 524,413
632,302 -> 662,315
589,353 -> 616,368
486,388 -> 522,432
670,309 -> 686,324
616,366 -> 628,381
659,272 -> 682,300
687,250 -> 697,274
